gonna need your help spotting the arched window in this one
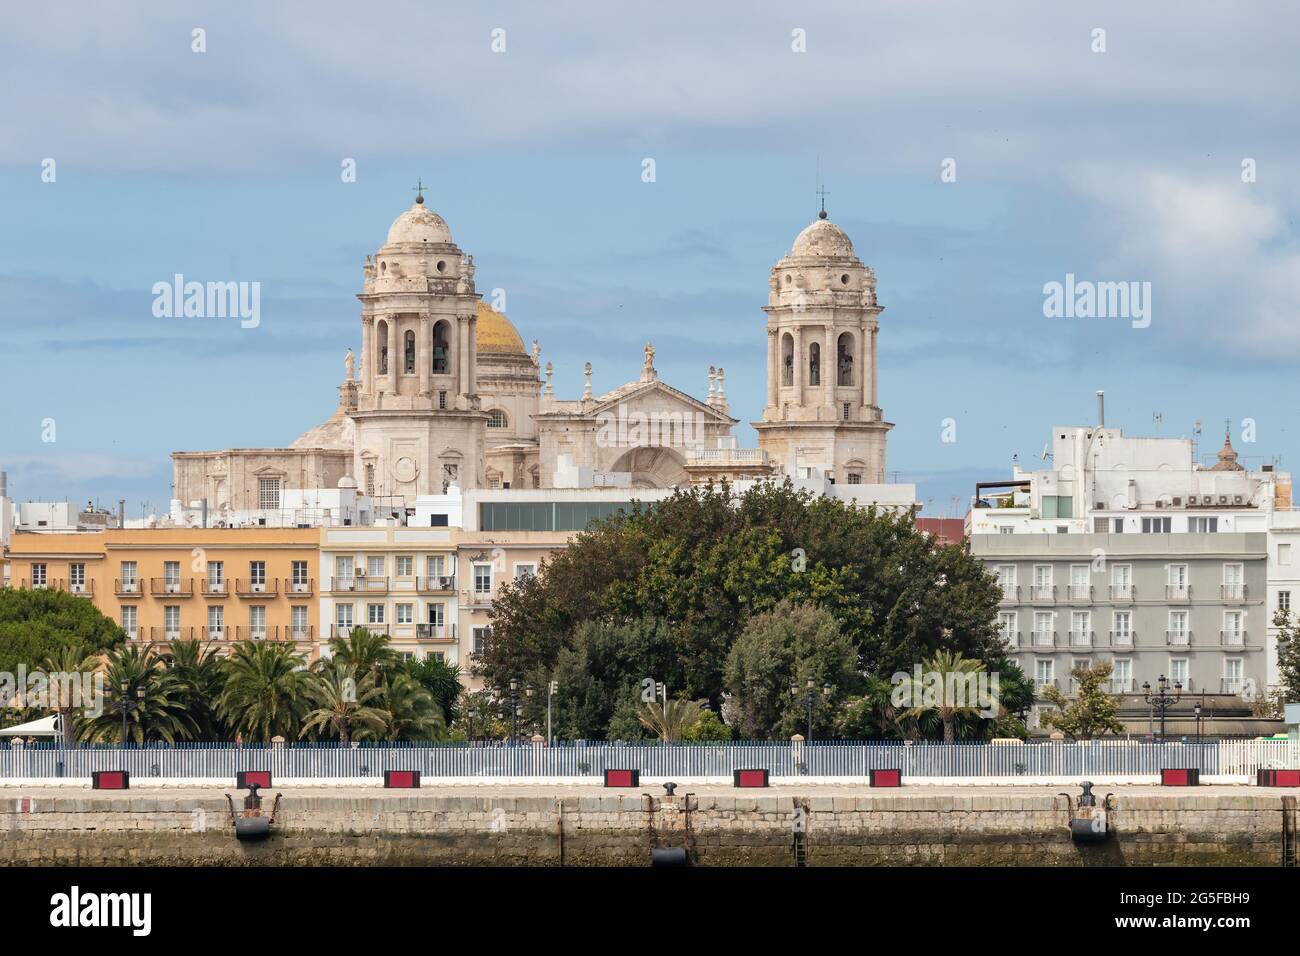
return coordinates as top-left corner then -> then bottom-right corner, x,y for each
404,330 -> 416,374
809,342 -> 821,386
376,320 -> 389,375
781,333 -> 794,386
837,332 -> 854,386
432,320 -> 450,375
364,463 -> 375,497
487,409 -> 508,428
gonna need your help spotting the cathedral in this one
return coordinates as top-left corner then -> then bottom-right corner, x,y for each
171,193 -> 894,516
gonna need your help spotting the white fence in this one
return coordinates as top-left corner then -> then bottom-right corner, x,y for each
0,739 -> 1294,781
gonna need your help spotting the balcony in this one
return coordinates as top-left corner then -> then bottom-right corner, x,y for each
1033,678 -> 1058,692
1067,585 -> 1092,601
1108,678 -> 1137,694
416,623 -> 456,642
1068,630 -> 1093,648
234,579 -> 279,597
285,626 -> 314,643
234,625 -> 271,641
416,575 -> 457,594
1220,629 -> 1246,647
122,626 -> 144,641
999,631 -> 1020,649
150,578 -> 194,597
330,624 -> 389,638
201,579 -> 228,597
115,578 -> 142,597
200,626 -> 227,641
327,576 -> 389,593
1031,630 -> 1057,649
1165,585 -> 1191,601
283,577 -> 315,597
1221,584 -> 1247,602
1165,629 -> 1192,646
19,578 -> 94,597
149,626 -> 196,642
1221,678 -> 1247,695
1029,586 -> 1055,603
1109,584 -> 1133,602
1108,630 -> 1135,648
462,588 -> 497,608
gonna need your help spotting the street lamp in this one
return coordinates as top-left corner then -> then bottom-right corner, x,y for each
547,680 -> 558,746
466,707 -> 476,744
508,678 -> 520,745
1194,702 -> 1203,747
1142,675 -> 1182,741
118,680 -> 129,747
525,684 -> 535,738
790,678 -> 834,743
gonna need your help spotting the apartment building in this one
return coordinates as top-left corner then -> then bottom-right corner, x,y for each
3,528 -> 320,651
318,525 -> 459,664
967,399 -> 1291,730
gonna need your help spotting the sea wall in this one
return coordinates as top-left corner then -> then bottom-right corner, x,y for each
0,789 -> 1290,866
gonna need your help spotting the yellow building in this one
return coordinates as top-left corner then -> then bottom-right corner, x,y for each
3,528 -> 320,650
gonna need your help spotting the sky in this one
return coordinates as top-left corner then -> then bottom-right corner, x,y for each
2,0 -> 1298,519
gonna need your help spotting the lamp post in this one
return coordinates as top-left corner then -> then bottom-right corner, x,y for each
1194,702 -> 1203,747
118,680 -> 129,747
508,678 -> 520,745
790,678 -> 834,744
135,687 -> 145,744
547,680 -> 558,746
525,683 -> 535,739
466,707 -> 476,744
1142,675 -> 1182,742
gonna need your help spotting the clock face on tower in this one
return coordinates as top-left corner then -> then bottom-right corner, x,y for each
392,456 -> 419,483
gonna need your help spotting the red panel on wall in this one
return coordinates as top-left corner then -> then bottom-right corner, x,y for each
384,770 -> 421,789
734,769 -> 769,788
237,770 -> 272,789
870,769 -> 902,788
604,769 -> 639,787
92,771 -> 128,790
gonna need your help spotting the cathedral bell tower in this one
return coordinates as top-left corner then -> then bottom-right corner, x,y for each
752,209 -> 892,485
351,188 -> 488,499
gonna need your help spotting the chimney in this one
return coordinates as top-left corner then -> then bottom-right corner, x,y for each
1096,390 -> 1105,428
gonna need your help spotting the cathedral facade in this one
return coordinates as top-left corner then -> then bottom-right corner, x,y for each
171,194 -> 894,518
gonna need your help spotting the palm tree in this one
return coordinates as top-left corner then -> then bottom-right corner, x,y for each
217,641 -> 308,742
300,663 -> 388,745
370,672 -> 446,741
637,698 -> 705,742
40,642 -> 101,745
898,649 -> 988,743
164,638 -> 228,741
325,627 -> 398,675
402,656 -> 463,724
77,644 -> 197,744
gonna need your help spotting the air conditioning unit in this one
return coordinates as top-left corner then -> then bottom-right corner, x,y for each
1172,497 -> 1182,507
1095,502 -> 1105,510
1233,495 -> 1244,505
1218,495 -> 1228,505
356,568 -> 367,577
1155,500 -> 1165,509
252,583 -> 265,593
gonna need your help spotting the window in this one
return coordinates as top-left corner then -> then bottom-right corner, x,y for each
1070,610 -> 1091,645
1224,658 -> 1244,693
1168,564 -> 1188,590
258,478 -> 281,510
1168,610 -> 1189,644
514,563 -> 536,581
395,556 -> 413,578
426,555 -> 445,578
1280,543 -> 1293,567
404,329 -> 416,373
1034,659 -> 1055,688
335,604 -> 354,633
1112,517 -> 1124,533
208,561 -> 224,588
487,409 -> 508,428
1032,565 -> 1053,599
996,564 -> 1016,598
249,606 -> 266,637
249,561 -> 266,588
1111,564 -> 1132,599
427,603 -> 445,626
1093,517 -> 1109,533
1223,610 -> 1244,645
1168,658 -> 1189,688
367,603 -> 385,625
1033,611 -> 1054,646
365,463 -> 376,497
120,606 -> 137,636
69,563 -> 85,590
998,611 -> 1017,646
164,605 -> 180,637
1112,658 -> 1132,692
30,563 -> 47,587
1069,564 -> 1089,598
472,626 -> 491,657
291,606 -> 308,637
842,403 -> 851,422
367,555 -> 385,578
291,561 -> 309,590
1280,590 -> 1292,613
1223,563 -> 1244,600
396,603 -> 413,625
120,561 -> 137,588
473,564 -> 492,594
1040,495 -> 1073,519
335,556 -> 354,587
1189,516 -> 1218,533
1142,516 -> 1171,533
1112,611 -> 1132,644
208,605 -> 224,636
164,561 -> 180,588
847,472 -> 861,484
438,391 -> 447,410
999,526 -> 1014,534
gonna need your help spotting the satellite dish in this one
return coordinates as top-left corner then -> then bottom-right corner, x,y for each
1040,443 -> 1052,461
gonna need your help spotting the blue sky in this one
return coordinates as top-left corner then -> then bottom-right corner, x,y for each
2,1 -> 1299,519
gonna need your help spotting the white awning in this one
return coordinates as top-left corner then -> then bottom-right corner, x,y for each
0,714 -> 61,737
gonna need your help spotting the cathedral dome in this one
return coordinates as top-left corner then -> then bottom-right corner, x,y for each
791,216 -> 855,258
384,199 -> 453,246
290,405 -> 356,451
476,301 -> 526,355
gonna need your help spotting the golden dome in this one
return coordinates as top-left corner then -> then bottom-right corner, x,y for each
476,301 -> 526,355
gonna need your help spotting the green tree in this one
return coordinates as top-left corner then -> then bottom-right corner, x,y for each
636,698 -> 705,741
723,598 -> 858,739
402,656 -> 463,725
1041,661 -> 1124,740
217,641 -> 308,741
0,587 -> 123,674
1274,609 -> 1300,703
40,642 -> 101,744
372,671 -> 446,741
300,663 -> 388,745
77,644 -> 197,744
326,627 -> 398,675
163,638 -> 228,740
896,649 -> 989,743
682,706 -> 732,741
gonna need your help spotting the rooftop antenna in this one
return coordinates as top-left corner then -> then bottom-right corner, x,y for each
815,156 -> 829,219
1152,411 -> 1163,434
1040,443 -> 1052,461
1192,419 -> 1202,461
